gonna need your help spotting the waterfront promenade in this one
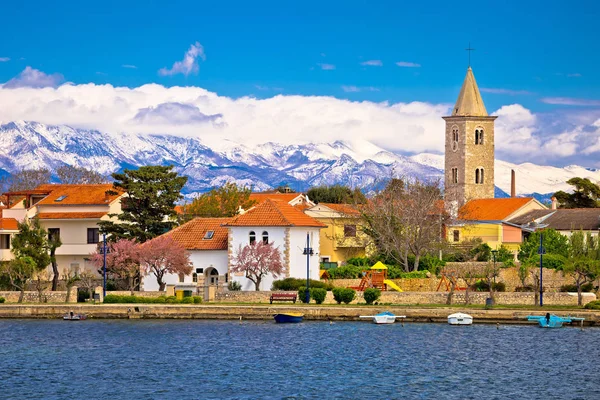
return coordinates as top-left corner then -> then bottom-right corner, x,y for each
1,304 -> 598,325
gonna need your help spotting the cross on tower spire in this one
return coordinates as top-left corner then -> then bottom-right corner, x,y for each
465,43 -> 475,67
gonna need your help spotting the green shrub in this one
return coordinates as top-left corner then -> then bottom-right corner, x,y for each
311,288 -> 327,304
327,265 -> 366,279
471,243 -> 492,261
228,281 -> 242,291
332,288 -> 356,304
298,288 -> 311,303
560,283 -> 594,292
273,278 -> 333,291
165,296 -> 178,304
193,296 -> 202,304
180,297 -> 194,304
0,296 -> 5,303
153,296 -> 166,303
524,254 -> 567,270
346,257 -> 371,267
584,300 -> 600,310
472,281 -> 506,292
77,289 -> 90,303
363,288 -> 381,305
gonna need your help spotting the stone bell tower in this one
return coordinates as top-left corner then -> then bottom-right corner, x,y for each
443,67 -> 497,212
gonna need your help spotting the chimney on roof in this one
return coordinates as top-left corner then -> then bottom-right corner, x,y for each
511,169 -> 516,198
551,196 -> 557,210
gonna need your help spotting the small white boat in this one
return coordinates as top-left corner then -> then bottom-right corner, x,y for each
447,312 -> 473,325
359,311 -> 406,324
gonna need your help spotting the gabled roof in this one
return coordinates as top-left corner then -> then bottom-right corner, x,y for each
308,203 -> 360,216
38,212 -> 107,220
164,217 -> 231,250
0,218 -> 18,231
225,199 -> 326,228
509,209 -> 600,231
458,197 -> 540,221
451,67 -> 488,117
33,184 -> 123,206
248,192 -> 306,204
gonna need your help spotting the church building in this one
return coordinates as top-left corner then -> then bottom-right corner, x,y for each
444,66 -> 546,251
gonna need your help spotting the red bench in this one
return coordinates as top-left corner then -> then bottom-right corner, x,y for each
270,293 -> 297,304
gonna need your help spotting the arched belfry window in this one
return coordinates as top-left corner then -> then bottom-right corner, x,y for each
451,126 -> 459,151
249,231 -> 256,245
262,231 -> 269,244
451,168 -> 458,184
475,128 -> 484,145
475,168 -> 485,184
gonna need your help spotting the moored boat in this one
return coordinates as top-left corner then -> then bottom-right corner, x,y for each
359,311 -> 406,324
447,312 -> 473,325
274,312 -> 304,323
527,313 -> 584,328
63,311 -> 86,321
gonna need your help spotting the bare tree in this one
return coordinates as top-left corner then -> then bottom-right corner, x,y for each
56,165 -> 108,184
62,269 -> 81,303
0,168 -> 51,194
362,178 -> 447,271
78,271 -> 97,301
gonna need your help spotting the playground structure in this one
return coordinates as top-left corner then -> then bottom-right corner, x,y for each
436,268 -> 467,292
350,262 -> 403,292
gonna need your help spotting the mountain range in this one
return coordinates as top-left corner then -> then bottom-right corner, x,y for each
1,120 -> 598,200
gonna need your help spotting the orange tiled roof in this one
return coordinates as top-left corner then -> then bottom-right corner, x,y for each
34,184 -> 123,206
0,218 -> 18,230
225,199 -> 326,228
248,192 -> 304,204
163,217 -> 231,250
37,212 -> 107,220
459,198 -> 534,221
318,203 -> 361,215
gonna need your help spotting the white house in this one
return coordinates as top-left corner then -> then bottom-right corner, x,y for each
2,184 -> 125,275
224,199 -> 325,291
141,217 -> 231,292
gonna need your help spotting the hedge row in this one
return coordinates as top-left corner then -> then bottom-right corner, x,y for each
272,278 -> 334,291
103,295 -> 202,304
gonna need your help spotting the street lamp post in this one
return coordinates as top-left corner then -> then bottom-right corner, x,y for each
491,249 -> 498,289
103,233 -> 107,298
302,232 -> 313,304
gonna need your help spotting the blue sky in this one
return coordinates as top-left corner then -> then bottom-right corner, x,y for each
1,0 -> 600,167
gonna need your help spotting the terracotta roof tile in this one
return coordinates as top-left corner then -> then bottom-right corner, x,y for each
248,192 -> 304,203
0,218 -> 18,230
164,217 -> 231,250
459,198 -> 536,221
34,184 -> 123,206
38,212 -> 107,220
225,199 -> 326,228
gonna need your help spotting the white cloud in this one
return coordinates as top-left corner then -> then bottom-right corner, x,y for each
317,63 -> 335,70
122,64 -> 137,69
1,80 -> 600,166
481,88 -> 533,96
540,97 -> 600,106
360,60 -> 383,67
567,73 -> 582,78
0,57 -> 9,62
341,86 -> 379,93
2,66 -> 64,88
396,61 -> 421,68
158,41 -> 205,76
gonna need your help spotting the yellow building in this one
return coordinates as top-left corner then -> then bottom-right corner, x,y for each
447,197 -> 547,252
304,203 -> 371,265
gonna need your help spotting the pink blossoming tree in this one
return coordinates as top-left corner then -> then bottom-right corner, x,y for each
139,235 -> 192,291
232,242 -> 284,291
90,238 -> 141,291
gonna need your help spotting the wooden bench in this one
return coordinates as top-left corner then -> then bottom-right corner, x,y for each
270,293 -> 297,304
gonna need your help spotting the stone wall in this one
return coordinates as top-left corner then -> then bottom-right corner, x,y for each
0,287 -> 78,303
107,291 -> 166,298
328,266 -> 579,293
213,289 -> 596,306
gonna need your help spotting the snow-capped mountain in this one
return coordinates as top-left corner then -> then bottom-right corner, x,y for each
1,121 -> 597,198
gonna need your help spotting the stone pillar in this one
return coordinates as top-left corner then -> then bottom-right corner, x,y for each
94,286 -> 104,303
166,284 -> 175,297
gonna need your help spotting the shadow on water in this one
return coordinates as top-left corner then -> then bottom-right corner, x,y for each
0,319 -> 599,399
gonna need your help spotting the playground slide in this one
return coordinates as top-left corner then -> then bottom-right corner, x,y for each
384,280 -> 403,292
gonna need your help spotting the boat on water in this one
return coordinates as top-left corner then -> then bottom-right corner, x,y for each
63,311 -> 86,321
359,311 -> 406,324
274,313 -> 304,323
447,312 -> 473,325
527,313 -> 584,328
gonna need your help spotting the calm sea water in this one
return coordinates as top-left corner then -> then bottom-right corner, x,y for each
0,319 -> 598,400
